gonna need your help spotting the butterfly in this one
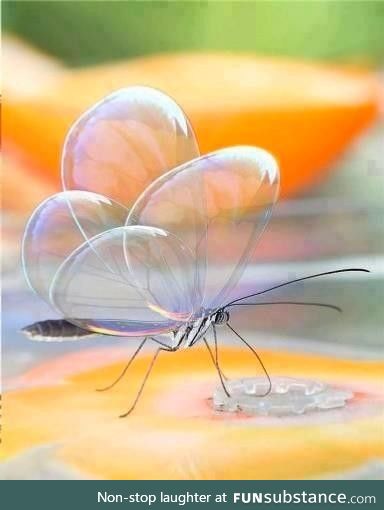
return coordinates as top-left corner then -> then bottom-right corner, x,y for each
21,86 -> 368,416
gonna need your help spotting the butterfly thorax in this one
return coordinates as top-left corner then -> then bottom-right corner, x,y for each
169,309 -> 229,350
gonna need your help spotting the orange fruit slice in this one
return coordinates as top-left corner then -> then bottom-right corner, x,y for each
3,52 -> 380,202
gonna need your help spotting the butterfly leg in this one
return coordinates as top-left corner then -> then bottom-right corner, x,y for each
150,336 -> 174,349
96,337 -> 149,392
203,337 -> 230,397
212,324 -> 228,381
119,346 -> 171,418
226,322 -> 272,397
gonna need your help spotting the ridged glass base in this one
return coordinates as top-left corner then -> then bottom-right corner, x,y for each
213,377 -> 353,416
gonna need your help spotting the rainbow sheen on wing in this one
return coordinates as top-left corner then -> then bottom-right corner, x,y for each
22,190 -> 128,302
127,146 -> 279,313
49,226 -> 198,336
62,86 -> 199,207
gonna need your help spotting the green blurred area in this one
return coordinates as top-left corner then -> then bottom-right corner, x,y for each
4,0 -> 384,67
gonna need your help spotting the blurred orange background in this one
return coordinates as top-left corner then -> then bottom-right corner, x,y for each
2,1 -> 384,481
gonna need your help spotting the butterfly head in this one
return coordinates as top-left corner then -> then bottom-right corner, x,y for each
211,309 -> 230,326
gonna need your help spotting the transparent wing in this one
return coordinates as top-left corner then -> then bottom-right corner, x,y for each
50,226 -> 198,336
127,146 -> 279,313
62,86 -> 199,207
22,190 -> 128,302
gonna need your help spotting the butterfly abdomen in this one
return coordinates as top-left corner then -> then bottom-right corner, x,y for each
21,319 -> 95,341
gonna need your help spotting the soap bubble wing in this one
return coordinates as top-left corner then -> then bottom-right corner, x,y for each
128,146 -> 279,312
22,190 -> 128,302
62,86 -> 200,207
50,226 -> 198,336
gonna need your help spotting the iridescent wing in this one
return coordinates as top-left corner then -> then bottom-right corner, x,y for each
22,190 -> 128,302
22,192 -> 197,337
23,86 -> 201,338
50,226 -> 198,336
62,86 -> 199,207
127,146 -> 279,313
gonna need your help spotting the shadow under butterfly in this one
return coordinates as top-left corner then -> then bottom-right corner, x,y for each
21,86 -> 368,417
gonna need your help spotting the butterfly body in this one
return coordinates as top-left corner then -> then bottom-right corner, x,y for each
169,309 -> 229,350
21,310 -> 229,347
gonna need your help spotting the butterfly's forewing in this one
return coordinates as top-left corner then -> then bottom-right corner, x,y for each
62,86 -> 199,207
50,226 -> 198,336
22,191 -> 128,302
127,147 -> 279,313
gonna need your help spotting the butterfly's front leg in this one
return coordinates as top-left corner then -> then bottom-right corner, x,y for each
210,323 -> 228,381
203,336 -> 230,398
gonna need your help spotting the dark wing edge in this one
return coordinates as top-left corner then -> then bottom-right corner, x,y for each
21,319 -> 97,342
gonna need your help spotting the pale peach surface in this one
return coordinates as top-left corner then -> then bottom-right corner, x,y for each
3,346 -> 383,479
